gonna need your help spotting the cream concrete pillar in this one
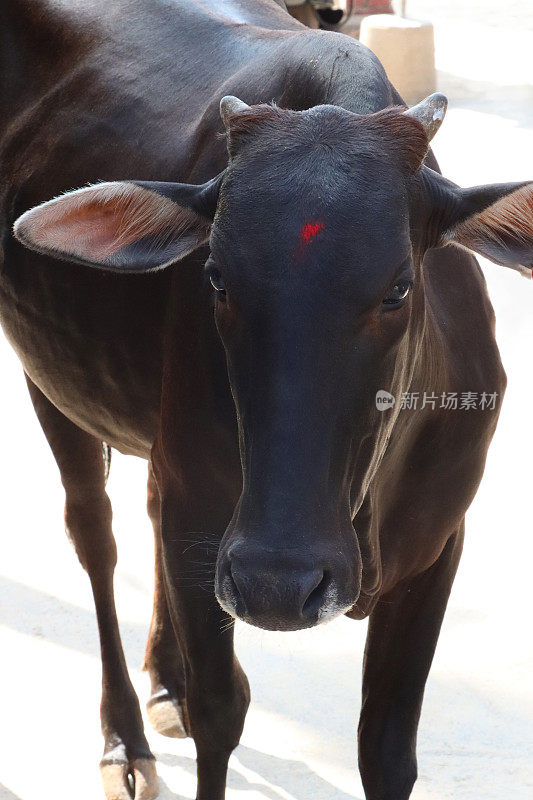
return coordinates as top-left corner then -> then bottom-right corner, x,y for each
359,15 -> 436,105
286,1 -> 319,28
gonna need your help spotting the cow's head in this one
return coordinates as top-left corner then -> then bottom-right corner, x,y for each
14,95 -> 533,630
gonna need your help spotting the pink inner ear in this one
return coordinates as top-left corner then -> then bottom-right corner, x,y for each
452,183 -> 533,271
38,202 -> 126,260
300,221 -> 325,244
18,185 -> 159,262
17,183 -> 205,264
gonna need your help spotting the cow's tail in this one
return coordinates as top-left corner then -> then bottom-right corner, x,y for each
102,442 -> 112,485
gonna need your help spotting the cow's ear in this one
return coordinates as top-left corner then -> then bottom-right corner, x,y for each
440,179 -> 533,278
13,172 -> 224,273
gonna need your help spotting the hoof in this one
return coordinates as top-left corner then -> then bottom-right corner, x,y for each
147,690 -> 188,738
101,758 -> 159,800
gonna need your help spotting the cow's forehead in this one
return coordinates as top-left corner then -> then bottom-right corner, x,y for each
213,154 -> 411,278
212,107 -> 417,297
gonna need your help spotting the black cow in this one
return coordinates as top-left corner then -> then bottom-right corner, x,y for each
2,1 -> 532,799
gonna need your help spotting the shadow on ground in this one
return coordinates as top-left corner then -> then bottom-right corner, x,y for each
0,573 -> 147,663
0,785 -> 23,800
155,745 -> 358,800
2,574 -> 532,799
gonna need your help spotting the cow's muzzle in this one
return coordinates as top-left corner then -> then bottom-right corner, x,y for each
215,539 -> 360,631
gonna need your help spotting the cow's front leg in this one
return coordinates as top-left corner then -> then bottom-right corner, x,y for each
358,527 -> 464,800
144,463 -> 188,739
153,471 -> 250,800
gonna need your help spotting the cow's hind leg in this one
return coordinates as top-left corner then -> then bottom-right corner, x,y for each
358,526 -> 464,800
26,377 -> 158,800
144,463 -> 188,739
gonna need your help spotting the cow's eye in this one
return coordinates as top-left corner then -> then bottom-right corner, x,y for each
209,268 -> 226,298
383,279 -> 412,306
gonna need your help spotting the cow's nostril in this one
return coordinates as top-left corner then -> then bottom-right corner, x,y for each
228,562 -> 242,600
301,570 -> 330,619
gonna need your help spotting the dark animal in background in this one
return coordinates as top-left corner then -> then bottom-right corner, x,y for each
2,1 -> 532,798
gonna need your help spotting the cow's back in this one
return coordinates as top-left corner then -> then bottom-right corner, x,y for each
0,0 -> 306,453
0,0 -> 394,456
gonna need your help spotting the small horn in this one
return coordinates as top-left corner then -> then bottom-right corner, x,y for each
220,95 -> 251,129
403,93 -> 448,141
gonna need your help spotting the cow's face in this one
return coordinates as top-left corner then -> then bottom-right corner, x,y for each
14,96 -> 533,631
209,103 -> 430,629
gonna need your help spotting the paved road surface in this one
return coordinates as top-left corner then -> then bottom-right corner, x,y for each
1,4 -> 532,800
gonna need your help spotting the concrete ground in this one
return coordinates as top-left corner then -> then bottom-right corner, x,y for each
1,4 -> 532,800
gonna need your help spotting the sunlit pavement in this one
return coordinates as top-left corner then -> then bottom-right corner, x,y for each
0,6 -> 532,800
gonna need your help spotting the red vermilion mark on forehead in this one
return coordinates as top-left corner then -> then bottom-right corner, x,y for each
292,220 -> 326,261
300,221 -> 325,245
